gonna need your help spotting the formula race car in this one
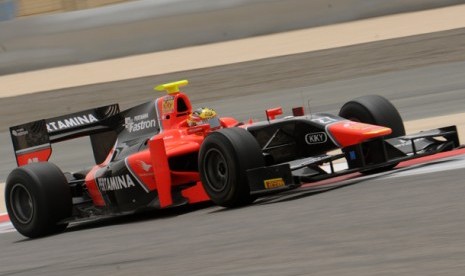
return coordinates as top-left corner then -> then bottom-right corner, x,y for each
6,80 -> 460,238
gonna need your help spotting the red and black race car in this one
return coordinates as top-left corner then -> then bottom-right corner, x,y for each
6,80 -> 460,238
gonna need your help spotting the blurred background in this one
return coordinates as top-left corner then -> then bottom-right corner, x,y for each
4,0 -> 132,17
1,0 -> 464,74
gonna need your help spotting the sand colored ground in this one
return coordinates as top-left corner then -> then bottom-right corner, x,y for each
2,4 -> 465,97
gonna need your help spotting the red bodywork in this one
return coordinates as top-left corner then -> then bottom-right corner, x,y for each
11,87 -> 394,211
328,121 -> 392,147
84,90 -> 239,208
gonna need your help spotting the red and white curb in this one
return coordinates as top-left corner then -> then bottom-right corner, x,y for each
0,213 -> 9,222
0,213 -> 15,234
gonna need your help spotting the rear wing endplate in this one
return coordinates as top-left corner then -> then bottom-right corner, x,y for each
10,104 -> 120,166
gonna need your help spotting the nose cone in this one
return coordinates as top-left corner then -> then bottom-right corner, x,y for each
328,120 -> 392,147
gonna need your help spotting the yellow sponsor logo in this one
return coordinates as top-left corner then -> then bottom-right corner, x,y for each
162,99 -> 174,113
264,178 -> 285,189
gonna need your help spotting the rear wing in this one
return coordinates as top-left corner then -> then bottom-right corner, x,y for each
10,104 -> 120,166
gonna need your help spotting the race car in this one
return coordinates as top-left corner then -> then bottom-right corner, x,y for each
6,80 -> 460,238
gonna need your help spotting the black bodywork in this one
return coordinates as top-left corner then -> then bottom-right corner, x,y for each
243,113 -> 460,193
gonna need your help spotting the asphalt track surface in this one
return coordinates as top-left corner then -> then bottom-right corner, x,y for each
1,29 -> 465,275
1,155 -> 465,275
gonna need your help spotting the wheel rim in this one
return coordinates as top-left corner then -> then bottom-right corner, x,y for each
203,148 -> 229,193
9,183 -> 34,224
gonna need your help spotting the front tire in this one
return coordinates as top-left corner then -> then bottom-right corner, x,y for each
339,95 -> 405,138
5,162 -> 72,238
199,128 -> 264,207
339,95 -> 405,173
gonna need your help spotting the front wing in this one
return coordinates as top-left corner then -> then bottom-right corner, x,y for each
245,125 -> 460,193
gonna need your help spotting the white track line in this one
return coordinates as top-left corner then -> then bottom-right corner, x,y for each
0,222 -> 15,234
387,155 -> 465,179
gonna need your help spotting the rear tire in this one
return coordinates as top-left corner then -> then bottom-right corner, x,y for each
199,128 -> 264,207
5,162 -> 72,238
339,95 -> 405,173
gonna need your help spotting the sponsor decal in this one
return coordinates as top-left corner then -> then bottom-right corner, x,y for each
162,96 -> 175,114
27,157 -> 39,164
16,147 -> 52,166
47,114 -> 98,132
124,113 -> 157,133
138,160 -> 152,172
11,128 -> 29,137
305,132 -> 328,144
97,174 -> 136,192
311,116 -> 338,125
264,178 -> 285,189
394,139 -> 412,148
349,151 -> 357,160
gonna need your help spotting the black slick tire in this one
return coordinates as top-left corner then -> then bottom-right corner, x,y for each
5,162 -> 72,238
339,95 -> 405,138
199,128 -> 264,207
339,95 -> 405,173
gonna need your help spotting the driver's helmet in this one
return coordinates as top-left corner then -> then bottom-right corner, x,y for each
187,107 -> 221,129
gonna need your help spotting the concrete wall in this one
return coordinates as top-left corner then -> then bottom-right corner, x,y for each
0,0 -> 464,74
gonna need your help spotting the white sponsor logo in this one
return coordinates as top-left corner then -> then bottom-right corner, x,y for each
138,160 -> 152,172
395,139 -> 412,148
47,114 -> 98,132
124,113 -> 157,133
305,132 -> 328,144
11,128 -> 29,136
311,116 -> 337,125
27,157 -> 39,164
97,174 -> 136,192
